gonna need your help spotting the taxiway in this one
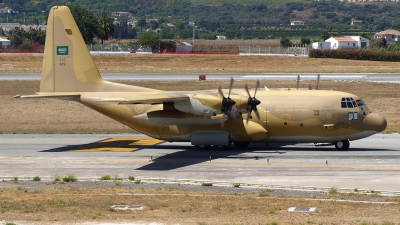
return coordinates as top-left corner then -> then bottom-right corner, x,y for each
0,134 -> 399,193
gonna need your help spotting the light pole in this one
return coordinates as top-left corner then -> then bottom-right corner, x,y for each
192,22 -> 195,52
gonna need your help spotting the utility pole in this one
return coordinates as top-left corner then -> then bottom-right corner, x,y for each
192,22 -> 195,52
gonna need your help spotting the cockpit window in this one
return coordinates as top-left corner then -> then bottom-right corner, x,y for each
346,102 -> 353,108
342,98 -> 367,109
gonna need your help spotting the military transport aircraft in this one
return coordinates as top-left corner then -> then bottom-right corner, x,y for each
16,6 -> 387,150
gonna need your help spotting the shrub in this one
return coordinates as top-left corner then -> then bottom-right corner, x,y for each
53,174 -> 62,182
33,176 -> 41,181
128,176 -> 135,181
12,177 -> 18,183
308,49 -> 400,62
100,175 -> 111,180
329,187 -> 338,195
201,183 -> 213,186
62,174 -> 77,182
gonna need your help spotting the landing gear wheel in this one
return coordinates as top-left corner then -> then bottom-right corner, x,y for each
234,141 -> 250,149
194,145 -> 211,150
334,140 -> 350,150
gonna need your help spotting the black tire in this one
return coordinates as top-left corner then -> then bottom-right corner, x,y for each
195,145 -> 211,150
334,140 -> 350,150
234,141 -> 250,149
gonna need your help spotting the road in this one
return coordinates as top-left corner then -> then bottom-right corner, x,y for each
1,73 -> 400,83
0,134 -> 399,194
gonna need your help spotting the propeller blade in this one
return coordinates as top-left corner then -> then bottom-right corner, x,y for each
228,77 -> 234,97
221,113 -> 227,127
254,108 -> 260,120
253,80 -> 260,98
246,111 -> 251,124
218,85 -> 225,98
244,83 -> 251,98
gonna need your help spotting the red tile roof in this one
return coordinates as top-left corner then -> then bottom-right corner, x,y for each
333,37 -> 356,42
376,29 -> 400,35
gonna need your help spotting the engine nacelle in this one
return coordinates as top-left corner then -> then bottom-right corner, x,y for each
174,95 -> 221,116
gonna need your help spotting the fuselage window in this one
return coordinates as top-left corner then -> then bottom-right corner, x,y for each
348,112 -> 354,120
353,112 -> 358,120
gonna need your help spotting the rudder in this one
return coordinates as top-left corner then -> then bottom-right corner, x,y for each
40,6 -> 104,93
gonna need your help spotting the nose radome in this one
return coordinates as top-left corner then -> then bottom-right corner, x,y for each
363,113 -> 387,132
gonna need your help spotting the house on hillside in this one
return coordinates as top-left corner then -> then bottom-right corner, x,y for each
312,36 -> 369,50
290,20 -> 304,26
351,18 -> 362,25
216,36 -> 226,40
166,23 -> 177,31
374,29 -> 400,45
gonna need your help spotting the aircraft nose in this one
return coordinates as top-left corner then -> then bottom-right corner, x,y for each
363,113 -> 387,132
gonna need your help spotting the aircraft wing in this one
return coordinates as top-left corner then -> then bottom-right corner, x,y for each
14,93 -> 81,99
95,93 -> 189,105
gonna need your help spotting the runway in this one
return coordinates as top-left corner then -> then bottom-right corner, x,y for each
1,133 -> 399,194
1,73 -> 400,83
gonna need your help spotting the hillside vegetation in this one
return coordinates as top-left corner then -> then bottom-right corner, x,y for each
1,0 -> 400,40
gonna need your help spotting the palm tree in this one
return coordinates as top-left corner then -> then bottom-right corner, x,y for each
98,11 -> 114,45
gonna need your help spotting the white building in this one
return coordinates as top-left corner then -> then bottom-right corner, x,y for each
216,36 -> 226,40
0,37 -> 11,48
312,42 -> 330,50
290,20 -> 305,26
312,36 -> 369,50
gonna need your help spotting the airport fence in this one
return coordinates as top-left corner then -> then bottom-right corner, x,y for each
87,44 -> 312,56
238,46 -> 311,56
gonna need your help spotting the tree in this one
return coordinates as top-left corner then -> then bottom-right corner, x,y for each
67,3 -> 99,44
370,38 -> 386,48
137,18 -> 147,28
300,37 -> 311,45
321,30 -> 330,41
137,31 -> 161,52
97,10 -> 115,45
8,27 -> 29,48
280,37 -> 292,47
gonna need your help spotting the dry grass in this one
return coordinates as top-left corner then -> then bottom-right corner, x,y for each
0,80 -> 399,133
1,55 -> 400,74
0,185 -> 399,224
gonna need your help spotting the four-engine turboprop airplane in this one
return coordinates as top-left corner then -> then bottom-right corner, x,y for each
16,6 -> 387,150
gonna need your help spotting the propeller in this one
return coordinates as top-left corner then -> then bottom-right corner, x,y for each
245,80 -> 261,123
218,77 -> 236,126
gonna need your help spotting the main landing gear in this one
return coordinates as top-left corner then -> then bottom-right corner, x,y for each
334,140 -> 350,150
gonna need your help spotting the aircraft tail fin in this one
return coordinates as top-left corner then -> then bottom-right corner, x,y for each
40,6 -> 153,93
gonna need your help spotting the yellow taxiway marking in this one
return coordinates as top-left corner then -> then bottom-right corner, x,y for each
67,137 -> 163,152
